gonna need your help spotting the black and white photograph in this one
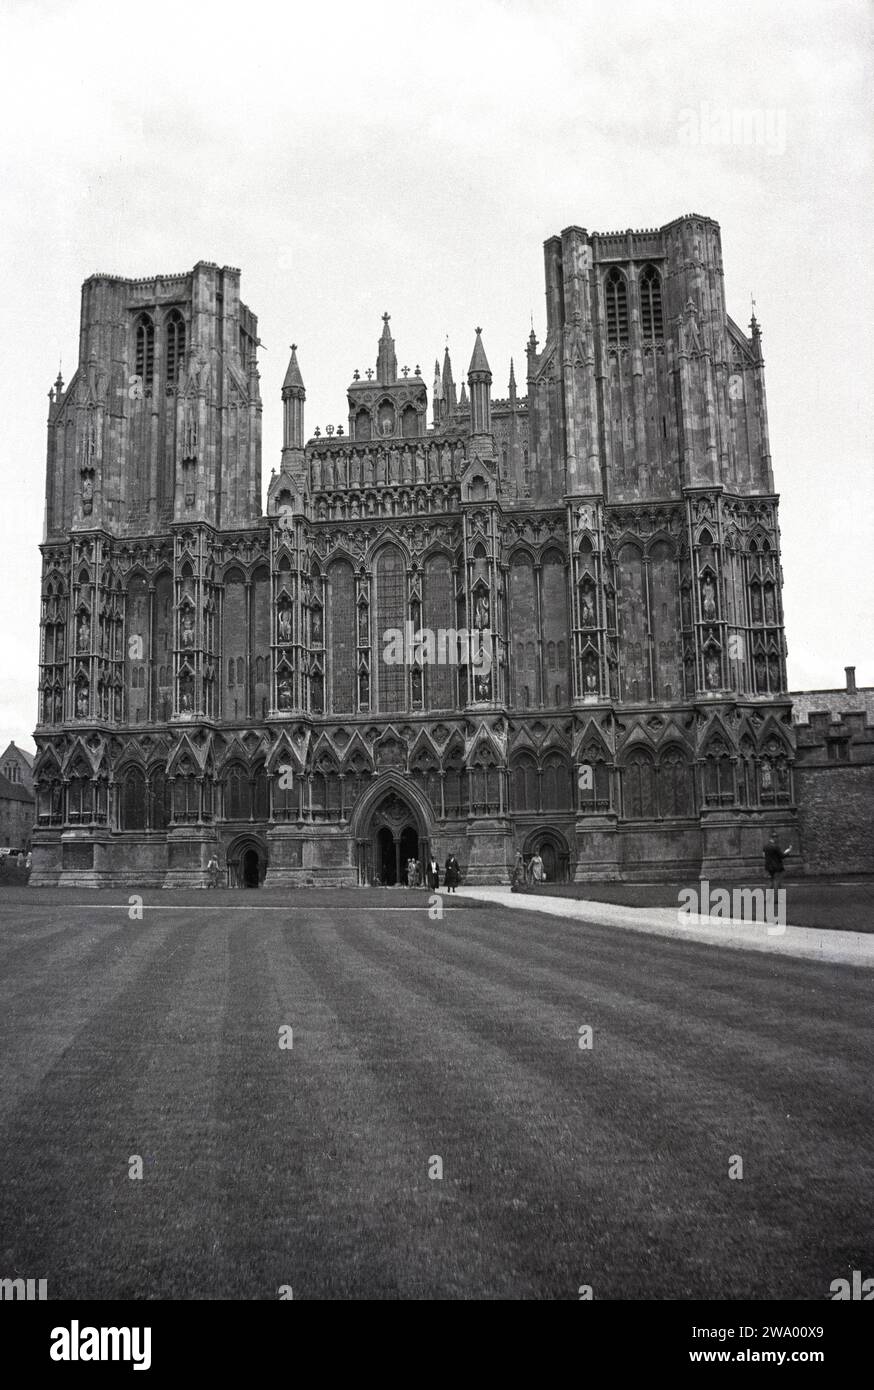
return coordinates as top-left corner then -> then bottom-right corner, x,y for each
0,0 -> 872,1353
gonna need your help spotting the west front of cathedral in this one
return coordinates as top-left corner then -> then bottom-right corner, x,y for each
31,215 -> 796,887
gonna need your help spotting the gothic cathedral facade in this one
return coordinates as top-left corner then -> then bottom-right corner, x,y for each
32,216 -> 797,887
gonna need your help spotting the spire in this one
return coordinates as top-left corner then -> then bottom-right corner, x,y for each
459,382 -> 468,407
467,327 -> 491,436
468,326 -> 491,379
281,344 -> 305,455
376,311 -> 397,385
282,343 -> 305,395
432,358 -> 444,426
508,356 -> 517,405
441,345 -> 456,410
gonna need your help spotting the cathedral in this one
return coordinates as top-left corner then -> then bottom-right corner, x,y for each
31,214 -> 797,887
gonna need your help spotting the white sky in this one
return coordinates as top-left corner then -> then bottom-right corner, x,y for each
1,0 -> 871,754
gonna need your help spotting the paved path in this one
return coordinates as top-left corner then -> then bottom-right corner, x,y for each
457,887 -> 874,968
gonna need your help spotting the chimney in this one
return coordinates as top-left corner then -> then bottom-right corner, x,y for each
845,666 -> 856,694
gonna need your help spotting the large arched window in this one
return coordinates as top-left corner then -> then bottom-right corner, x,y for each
510,752 -> 539,813
443,747 -> 466,818
374,545 -> 406,713
173,761 -> 199,823
424,552 -> 454,711
120,766 -> 146,830
328,559 -> 355,714
67,759 -> 93,824
703,741 -> 735,808
639,265 -> 663,339
617,542 -> 647,700
134,313 -> 155,391
225,762 -> 251,820
148,766 -> 169,831
622,749 -> 656,819
509,551 -> 539,706
605,268 -> 629,346
659,747 -> 694,818
542,752 -> 573,811
165,309 -> 186,385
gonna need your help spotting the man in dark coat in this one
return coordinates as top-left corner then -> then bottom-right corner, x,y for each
427,855 -> 440,890
763,831 -> 792,890
444,854 -> 460,893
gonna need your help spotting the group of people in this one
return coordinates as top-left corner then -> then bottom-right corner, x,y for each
1,849 -> 32,875
511,849 -> 546,892
404,854 -> 461,892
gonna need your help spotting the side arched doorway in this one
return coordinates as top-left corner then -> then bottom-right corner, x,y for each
522,827 -> 571,884
226,834 -> 267,889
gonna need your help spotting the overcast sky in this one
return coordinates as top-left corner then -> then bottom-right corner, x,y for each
1,0 -> 871,754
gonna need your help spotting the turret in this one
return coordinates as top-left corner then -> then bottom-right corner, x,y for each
281,344 -> 305,455
467,327 -> 492,437
376,312 -> 397,385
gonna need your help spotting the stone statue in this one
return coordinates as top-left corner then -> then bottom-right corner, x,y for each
706,653 -> 719,689
278,607 -> 292,643
474,593 -> 489,630
278,677 -> 292,710
181,613 -> 195,648
76,686 -> 88,717
77,614 -> 90,650
702,577 -> 717,620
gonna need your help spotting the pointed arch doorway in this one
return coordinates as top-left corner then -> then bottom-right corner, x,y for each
349,774 -> 433,887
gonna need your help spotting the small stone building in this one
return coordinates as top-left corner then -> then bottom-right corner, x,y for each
792,668 -> 874,876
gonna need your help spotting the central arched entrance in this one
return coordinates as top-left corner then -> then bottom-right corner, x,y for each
349,773 -> 432,887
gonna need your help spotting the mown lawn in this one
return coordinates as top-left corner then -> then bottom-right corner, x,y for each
0,889 -> 871,1299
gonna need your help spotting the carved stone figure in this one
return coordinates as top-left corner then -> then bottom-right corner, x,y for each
278,607 -> 292,643
702,577 -> 717,620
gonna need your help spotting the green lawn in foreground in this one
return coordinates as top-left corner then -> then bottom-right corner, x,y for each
0,890 -> 871,1299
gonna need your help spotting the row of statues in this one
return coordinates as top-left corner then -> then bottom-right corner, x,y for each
310,441 -> 465,491
313,487 -> 461,521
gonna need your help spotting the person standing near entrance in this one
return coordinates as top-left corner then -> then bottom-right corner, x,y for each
528,849 -> 545,887
763,831 -> 792,890
511,851 -> 526,892
445,853 -> 460,893
427,854 -> 440,890
206,854 -> 220,889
